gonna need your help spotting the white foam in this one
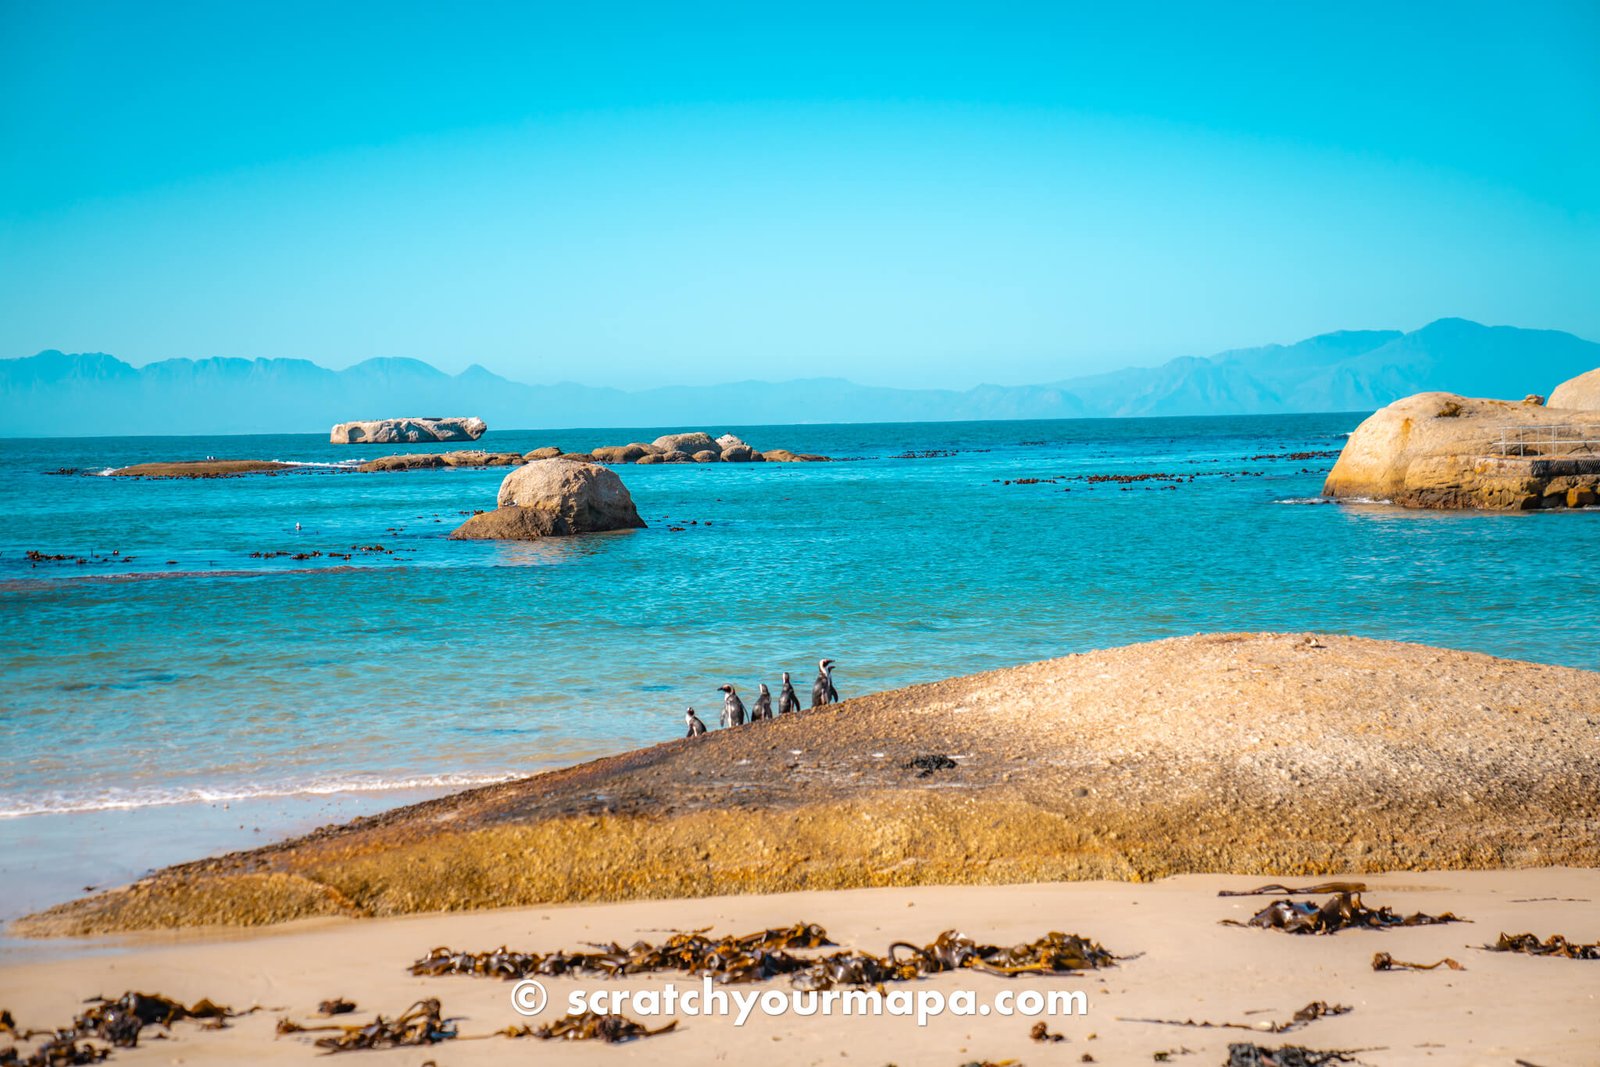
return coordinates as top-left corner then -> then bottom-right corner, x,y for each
0,772 -> 521,819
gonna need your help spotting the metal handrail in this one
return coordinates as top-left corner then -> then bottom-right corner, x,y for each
1494,427 -> 1600,456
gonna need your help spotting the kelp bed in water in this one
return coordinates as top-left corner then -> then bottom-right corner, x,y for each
410,921 -> 1119,989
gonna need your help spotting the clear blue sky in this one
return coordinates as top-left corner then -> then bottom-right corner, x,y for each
1,0 -> 1596,388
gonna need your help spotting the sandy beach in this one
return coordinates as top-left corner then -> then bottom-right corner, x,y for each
3,870 -> 1597,1065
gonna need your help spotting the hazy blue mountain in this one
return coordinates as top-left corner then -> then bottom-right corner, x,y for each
3,319 -> 1596,437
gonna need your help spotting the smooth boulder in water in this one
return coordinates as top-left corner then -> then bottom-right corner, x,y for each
449,459 -> 646,540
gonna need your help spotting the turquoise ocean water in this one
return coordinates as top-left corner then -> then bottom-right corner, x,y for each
3,414 -> 1598,925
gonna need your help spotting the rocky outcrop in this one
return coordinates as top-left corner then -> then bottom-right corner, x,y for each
1548,367 -> 1600,411
359,450 -> 523,472
591,442 -> 661,463
360,454 -> 445,472
449,459 -> 645,540
108,460 -> 295,478
517,432 -> 830,465
652,431 -> 719,455
330,417 -> 486,444
19,632 -> 1600,934
1323,391 -> 1600,509
442,450 -> 523,467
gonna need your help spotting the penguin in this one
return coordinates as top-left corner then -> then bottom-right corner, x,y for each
778,671 -> 800,715
752,683 -> 773,722
811,658 -> 838,708
718,684 -> 746,728
685,707 -> 707,738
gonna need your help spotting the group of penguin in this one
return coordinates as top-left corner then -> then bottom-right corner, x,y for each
684,658 -> 837,736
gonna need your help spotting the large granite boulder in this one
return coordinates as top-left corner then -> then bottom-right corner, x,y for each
523,446 -> 562,461
652,431 -> 719,455
449,460 -> 645,539
1549,368 -> 1600,411
331,417 -> 486,444
1323,391 -> 1600,509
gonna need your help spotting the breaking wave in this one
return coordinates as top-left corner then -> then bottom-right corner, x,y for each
0,772 -> 522,819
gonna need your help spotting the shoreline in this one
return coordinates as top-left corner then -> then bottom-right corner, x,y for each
2,871 -> 1595,1065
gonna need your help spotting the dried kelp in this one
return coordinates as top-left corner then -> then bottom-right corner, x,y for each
1121,1001 -> 1350,1035
413,922 -> 834,983
412,922 -> 1116,991
318,999 -> 357,1016
72,993 -> 244,1048
1486,932 -> 1600,959
0,1036 -> 111,1066
527,1010 -> 676,1043
277,998 -> 457,1052
1371,952 -> 1463,971
0,1014 -> 13,1036
1030,1020 -> 1067,1042
1226,1045 -> 1365,1067
0,992 -> 252,1067
1218,883 -> 1367,898
1223,893 -> 1461,935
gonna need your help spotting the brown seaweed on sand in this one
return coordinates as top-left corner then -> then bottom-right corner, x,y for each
73,993 -> 244,1048
1226,1044 -> 1367,1066
412,924 -> 1116,991
277,998 -> 457,1052
1030,1020 -> 1067,1042
412,922 -> 835,982
317,999 -> 357,1016
1217,883 -> 1367,897
1120,1001 -> 1350,1035
523,1010 -> 677,1043
1486,932 -> 1600,959
0,1036 -> 111,1066
1223,892 -> 1461,935
1371,952 -> 1463,971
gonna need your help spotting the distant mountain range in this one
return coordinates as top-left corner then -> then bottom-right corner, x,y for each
3,318 -> 1597,437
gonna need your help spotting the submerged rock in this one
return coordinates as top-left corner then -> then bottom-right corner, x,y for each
330,417 -> 486,444
1323,391 -> 1600,509
449,459 -> 645,540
